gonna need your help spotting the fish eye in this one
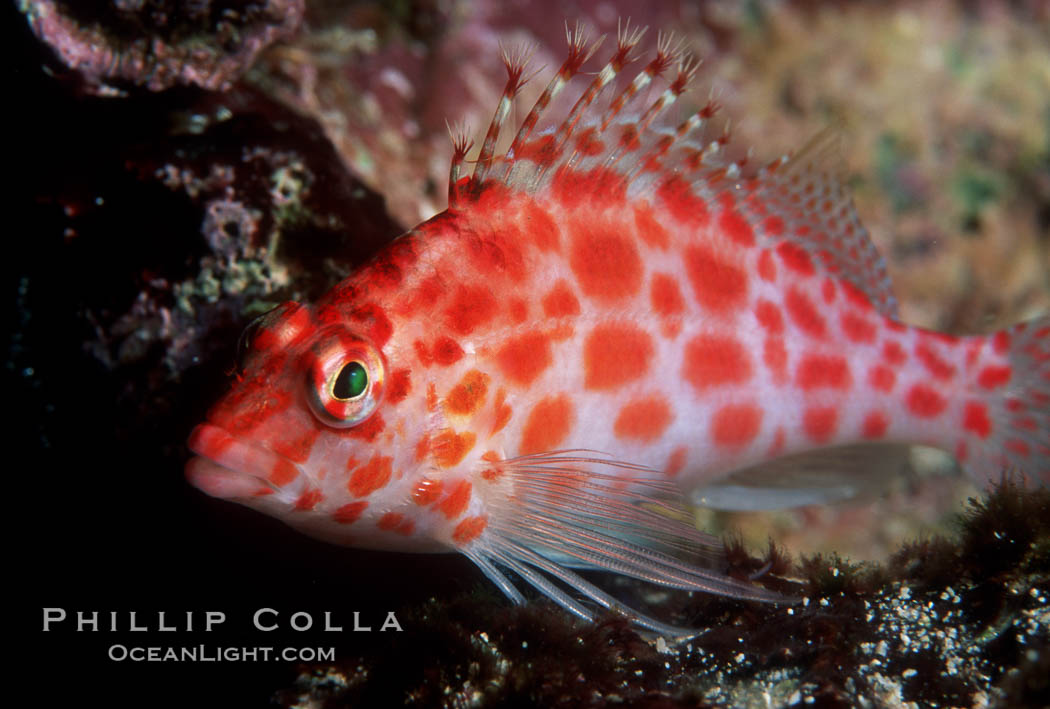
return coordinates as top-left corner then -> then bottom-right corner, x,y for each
332,361 -> 368,401
306,329 -> 384,428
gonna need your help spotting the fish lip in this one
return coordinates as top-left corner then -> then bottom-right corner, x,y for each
185,423 -> 294,499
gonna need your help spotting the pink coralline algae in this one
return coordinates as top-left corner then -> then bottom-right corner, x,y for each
19,0 -> 304,94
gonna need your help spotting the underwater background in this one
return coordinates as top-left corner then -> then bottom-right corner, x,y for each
14,0 -> 1048,706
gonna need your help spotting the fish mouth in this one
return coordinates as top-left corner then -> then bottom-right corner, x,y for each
186,423 -> 298,499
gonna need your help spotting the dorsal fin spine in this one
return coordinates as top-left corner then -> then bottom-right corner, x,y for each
446,121 -> 474,206
551,36 -> 634,153
473,43 -> 534,185
450,26 -> 742,206
600,32 -> 679,134
501,24 -> 600,179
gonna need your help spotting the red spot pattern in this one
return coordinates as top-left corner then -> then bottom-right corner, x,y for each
516,135 -> 559,166
509,298 -> 528,323
785,288 -> 826,338
906,384 -> 948,418
432,430 -> 476,468
711,403 -> 763,448
977,365 -> 1012,389
821,278 -> 837,304
796,354 -> 851,390
656,174 -> 709,226
755,300 -> 784,334
411,275 -> 445,313
452,515 -> 489,543
868,365 -> 896,392
768,426 -> 786,456
568,218 -> 643,302
1013,416 -> 1038,431
553,165 -> 627,209
634,204 -> 671,250
294,489 -> 323,511
862,411 -> 889,439
332,501 -> 368,524
378,513 -> 414,535
343,411 -> 384,442
348,455 -> 393,497
445,370 -> 490,415
915,342 -> 957,380
432,337 -> 464,366
467,230 -> 526,282
542,280 -> 581,318
614,395 -> 673,442
775,242 -> 815,276
665,447 -> 687,476
718,208 -> 755,247
763,215 -> 785,236
214,378 -> 291,434
491,388 -> 512,434
497,332 -> 552,386
523,202 -> 560,252
386,368 -> 412,404
650,273 -> 686,318
414,435 -> 431,462
520,395 -> 573,455
269,459 -> 299,486
803,406 -> 838,443
444,285 -> 498,335
347,303 -> 393,348
757,249 -> 776,282
683,334 -> 752,393
841,312 -> 876,344
438,480 -> 472,519
1004,439 -> 1030,457
882,341 -> 907,365
575,126 -> 604,156
841,280 -> 874,311
584,324 -> 654,390
412,477 -> 443,506
992,331 -> 1011,355
270,428 -> 320,464
963,401 -> 991,438
764,337 -> 788,384
414,340 -> 432,367
684,245 -> 748,313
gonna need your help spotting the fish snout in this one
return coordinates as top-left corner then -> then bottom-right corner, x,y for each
186,423 -> 302,499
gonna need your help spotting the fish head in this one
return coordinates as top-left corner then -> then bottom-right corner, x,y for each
185,278 -> 452,552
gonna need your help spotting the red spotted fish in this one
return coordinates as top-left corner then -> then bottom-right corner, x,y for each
186,25 -> 1050,637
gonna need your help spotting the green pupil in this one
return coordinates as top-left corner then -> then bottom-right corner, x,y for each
332,361 -> 368,400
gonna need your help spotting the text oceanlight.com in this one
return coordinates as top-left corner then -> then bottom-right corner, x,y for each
107,645 -> 335,662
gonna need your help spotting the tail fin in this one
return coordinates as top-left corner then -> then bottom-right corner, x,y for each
961,316 -> 1050,488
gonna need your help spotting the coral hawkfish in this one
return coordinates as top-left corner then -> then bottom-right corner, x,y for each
187,24 -> 1050,637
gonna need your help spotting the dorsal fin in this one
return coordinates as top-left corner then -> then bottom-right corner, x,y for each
447,20 -> 718,206
748,128 -> 900,318
447,24 -> 899,319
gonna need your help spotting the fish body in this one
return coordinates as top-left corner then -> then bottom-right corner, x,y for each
187,26 -> 1050,635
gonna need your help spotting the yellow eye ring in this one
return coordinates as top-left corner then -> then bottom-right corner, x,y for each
306,328 -> 385,428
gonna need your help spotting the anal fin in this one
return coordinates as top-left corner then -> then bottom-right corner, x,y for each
690,443 -> 921,511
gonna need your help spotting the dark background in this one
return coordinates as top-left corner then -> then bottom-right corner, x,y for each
9,4 -> 474,705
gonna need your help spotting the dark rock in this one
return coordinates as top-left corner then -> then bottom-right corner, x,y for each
19,0 -> 304,94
